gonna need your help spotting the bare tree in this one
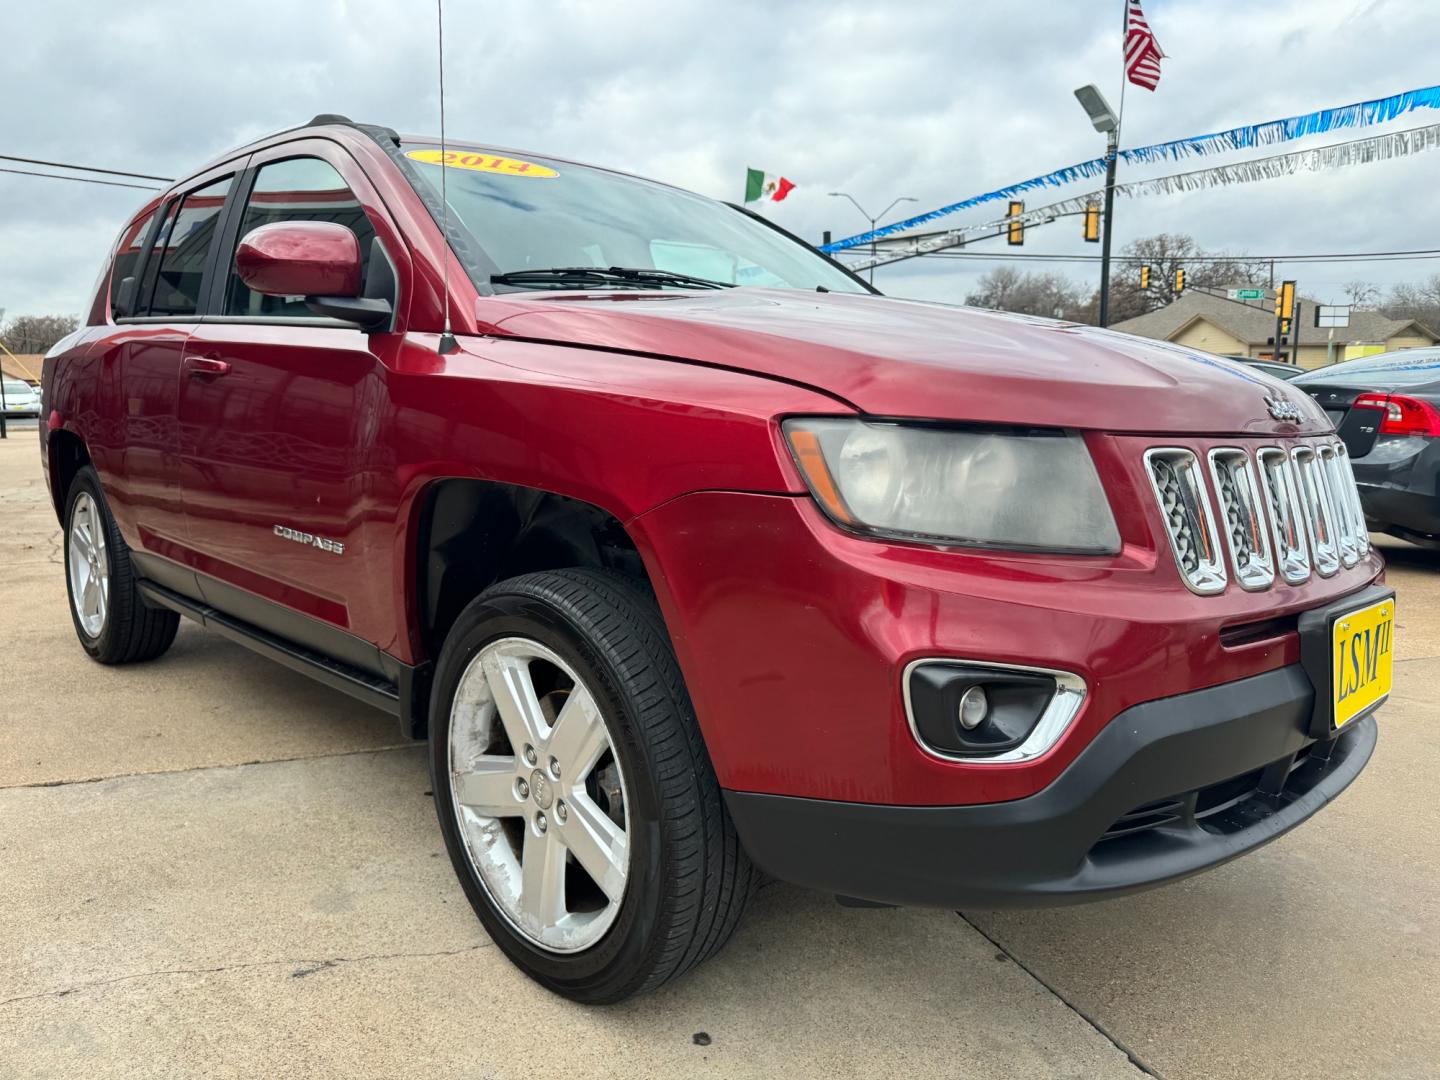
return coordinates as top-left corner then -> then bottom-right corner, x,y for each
1343,281 -> 1381,309
0,314 -> 80,355
1380,274 -> 1440,331
965,266 -> 1089,318
1101,233 -> 1269,323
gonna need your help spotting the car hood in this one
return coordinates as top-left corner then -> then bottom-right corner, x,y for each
480,288 -> 1330,435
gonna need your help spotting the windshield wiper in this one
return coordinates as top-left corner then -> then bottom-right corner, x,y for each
491,266 -> 736,291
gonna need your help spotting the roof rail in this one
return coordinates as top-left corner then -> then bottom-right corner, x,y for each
303,113 -> 401,148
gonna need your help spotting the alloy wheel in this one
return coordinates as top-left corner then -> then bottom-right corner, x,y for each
447,637 -> 631,953
67,491 -> 110,639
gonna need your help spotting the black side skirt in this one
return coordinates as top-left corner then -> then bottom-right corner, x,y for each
136,579 -> 430,739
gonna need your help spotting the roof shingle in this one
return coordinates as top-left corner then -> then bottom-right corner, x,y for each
1109,292 -> 1436,347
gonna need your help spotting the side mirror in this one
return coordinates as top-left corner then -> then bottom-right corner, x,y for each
235,221 -> 392,330
112,275 -> 138,318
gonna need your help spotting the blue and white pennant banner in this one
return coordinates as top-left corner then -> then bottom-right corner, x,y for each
823,83 -> 1440,253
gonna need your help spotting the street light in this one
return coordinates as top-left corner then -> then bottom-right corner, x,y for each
1074,84 -> 1120,327
828,192 -> 918,284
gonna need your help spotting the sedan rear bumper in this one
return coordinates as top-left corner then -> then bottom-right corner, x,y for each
725,665 -> 1377,909
1354,435 -> 1440,541
1360,483 -> 1440,542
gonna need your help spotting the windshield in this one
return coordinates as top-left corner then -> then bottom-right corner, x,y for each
3,381 -> 33,395
399,143 -> 866,295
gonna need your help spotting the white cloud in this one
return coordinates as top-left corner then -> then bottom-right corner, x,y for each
2,0 -> 1437,317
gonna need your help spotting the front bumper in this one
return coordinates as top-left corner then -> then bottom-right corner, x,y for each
634,488 -> 1385,806
725,665 -> 1377,908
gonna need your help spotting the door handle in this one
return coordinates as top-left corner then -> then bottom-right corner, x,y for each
183,355 -> 231,378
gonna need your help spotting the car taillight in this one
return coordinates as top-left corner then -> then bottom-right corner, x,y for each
1352,392 -> 1440,436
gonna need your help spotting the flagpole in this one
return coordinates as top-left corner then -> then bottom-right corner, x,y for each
1117,0 -> 1129,146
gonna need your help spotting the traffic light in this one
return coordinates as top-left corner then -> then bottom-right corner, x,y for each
1083,204 -> 1100,243
1174,268 -> 1185,295
1275,280 -> 1296,335
1006,201 -> 1024,245
1140,265 -> 1151,291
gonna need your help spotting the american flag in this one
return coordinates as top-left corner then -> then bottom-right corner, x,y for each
1124,0 -> 1165,91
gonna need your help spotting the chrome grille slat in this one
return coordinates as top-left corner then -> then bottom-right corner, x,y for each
1292,447 -> 1340,577
1207,449 -> 1275,590
1335,444 -> 1371,555
1256,448 -> 1311,585
1144,448 -> 1227,595
1318,445 -> 1360,568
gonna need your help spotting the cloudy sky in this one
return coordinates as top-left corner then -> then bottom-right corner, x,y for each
2,0 -> 1436,321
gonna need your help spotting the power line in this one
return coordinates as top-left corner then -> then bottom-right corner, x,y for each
0,153 -> 172,183
0,166 -> 162,192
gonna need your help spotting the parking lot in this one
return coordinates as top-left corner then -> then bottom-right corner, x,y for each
1,432 -> 1436,1079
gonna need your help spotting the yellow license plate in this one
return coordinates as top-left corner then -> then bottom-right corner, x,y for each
1333,598 -> 1394,728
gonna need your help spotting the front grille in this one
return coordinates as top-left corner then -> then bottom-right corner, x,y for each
1144,448 -> 1227,594
1146,440 -> 1367,595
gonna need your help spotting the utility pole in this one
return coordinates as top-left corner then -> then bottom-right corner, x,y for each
1073,85 -> 1121,327
1098,128 -> 1119,327
1273,280 -> 1296,362
1291,300 -> 1302,366
0,308 -> 9,438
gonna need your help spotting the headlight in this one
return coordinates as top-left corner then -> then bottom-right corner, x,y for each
783,418 -> 1120,553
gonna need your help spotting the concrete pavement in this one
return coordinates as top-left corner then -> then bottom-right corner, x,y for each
2,434 -> 1436,1079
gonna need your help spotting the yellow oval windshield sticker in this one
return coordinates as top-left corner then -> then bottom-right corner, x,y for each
405,149 -> 558,178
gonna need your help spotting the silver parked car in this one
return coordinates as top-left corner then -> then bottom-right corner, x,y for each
2,379 -> 42,418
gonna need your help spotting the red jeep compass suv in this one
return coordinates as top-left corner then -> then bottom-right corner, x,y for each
40,116 -> 1392,1003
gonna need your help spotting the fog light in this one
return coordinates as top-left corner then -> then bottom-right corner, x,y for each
958,686 -> 989,729
905,661 -> 1076,759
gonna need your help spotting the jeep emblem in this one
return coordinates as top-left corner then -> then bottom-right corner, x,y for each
1265,394 -> 1304,423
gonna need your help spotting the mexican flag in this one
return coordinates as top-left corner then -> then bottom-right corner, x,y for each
745,167 -> 795,204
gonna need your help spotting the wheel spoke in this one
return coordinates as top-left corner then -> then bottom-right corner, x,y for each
453,755 -> 523,817
72,520 -> 92,561
94,580 -> 107,624
80,574 -> 98,615
561,791 -> 628,903
520,825 -> 568,930
483,651 -> 548,749
546,685 -> 608,781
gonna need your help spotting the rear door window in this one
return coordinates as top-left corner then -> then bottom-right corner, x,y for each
144,176 -> 232,317
224,157 -> 376,317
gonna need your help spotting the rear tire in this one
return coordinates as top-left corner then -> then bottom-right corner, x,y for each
63,466 -> 179,664
429,568 -> 755,1003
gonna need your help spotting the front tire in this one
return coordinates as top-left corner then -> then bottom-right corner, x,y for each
429,569 -> 754,1003
63,466 -> 179,664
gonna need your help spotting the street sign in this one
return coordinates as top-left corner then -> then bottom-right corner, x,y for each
1316,304 -> 1351,328
1228,288 -> 1265,300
